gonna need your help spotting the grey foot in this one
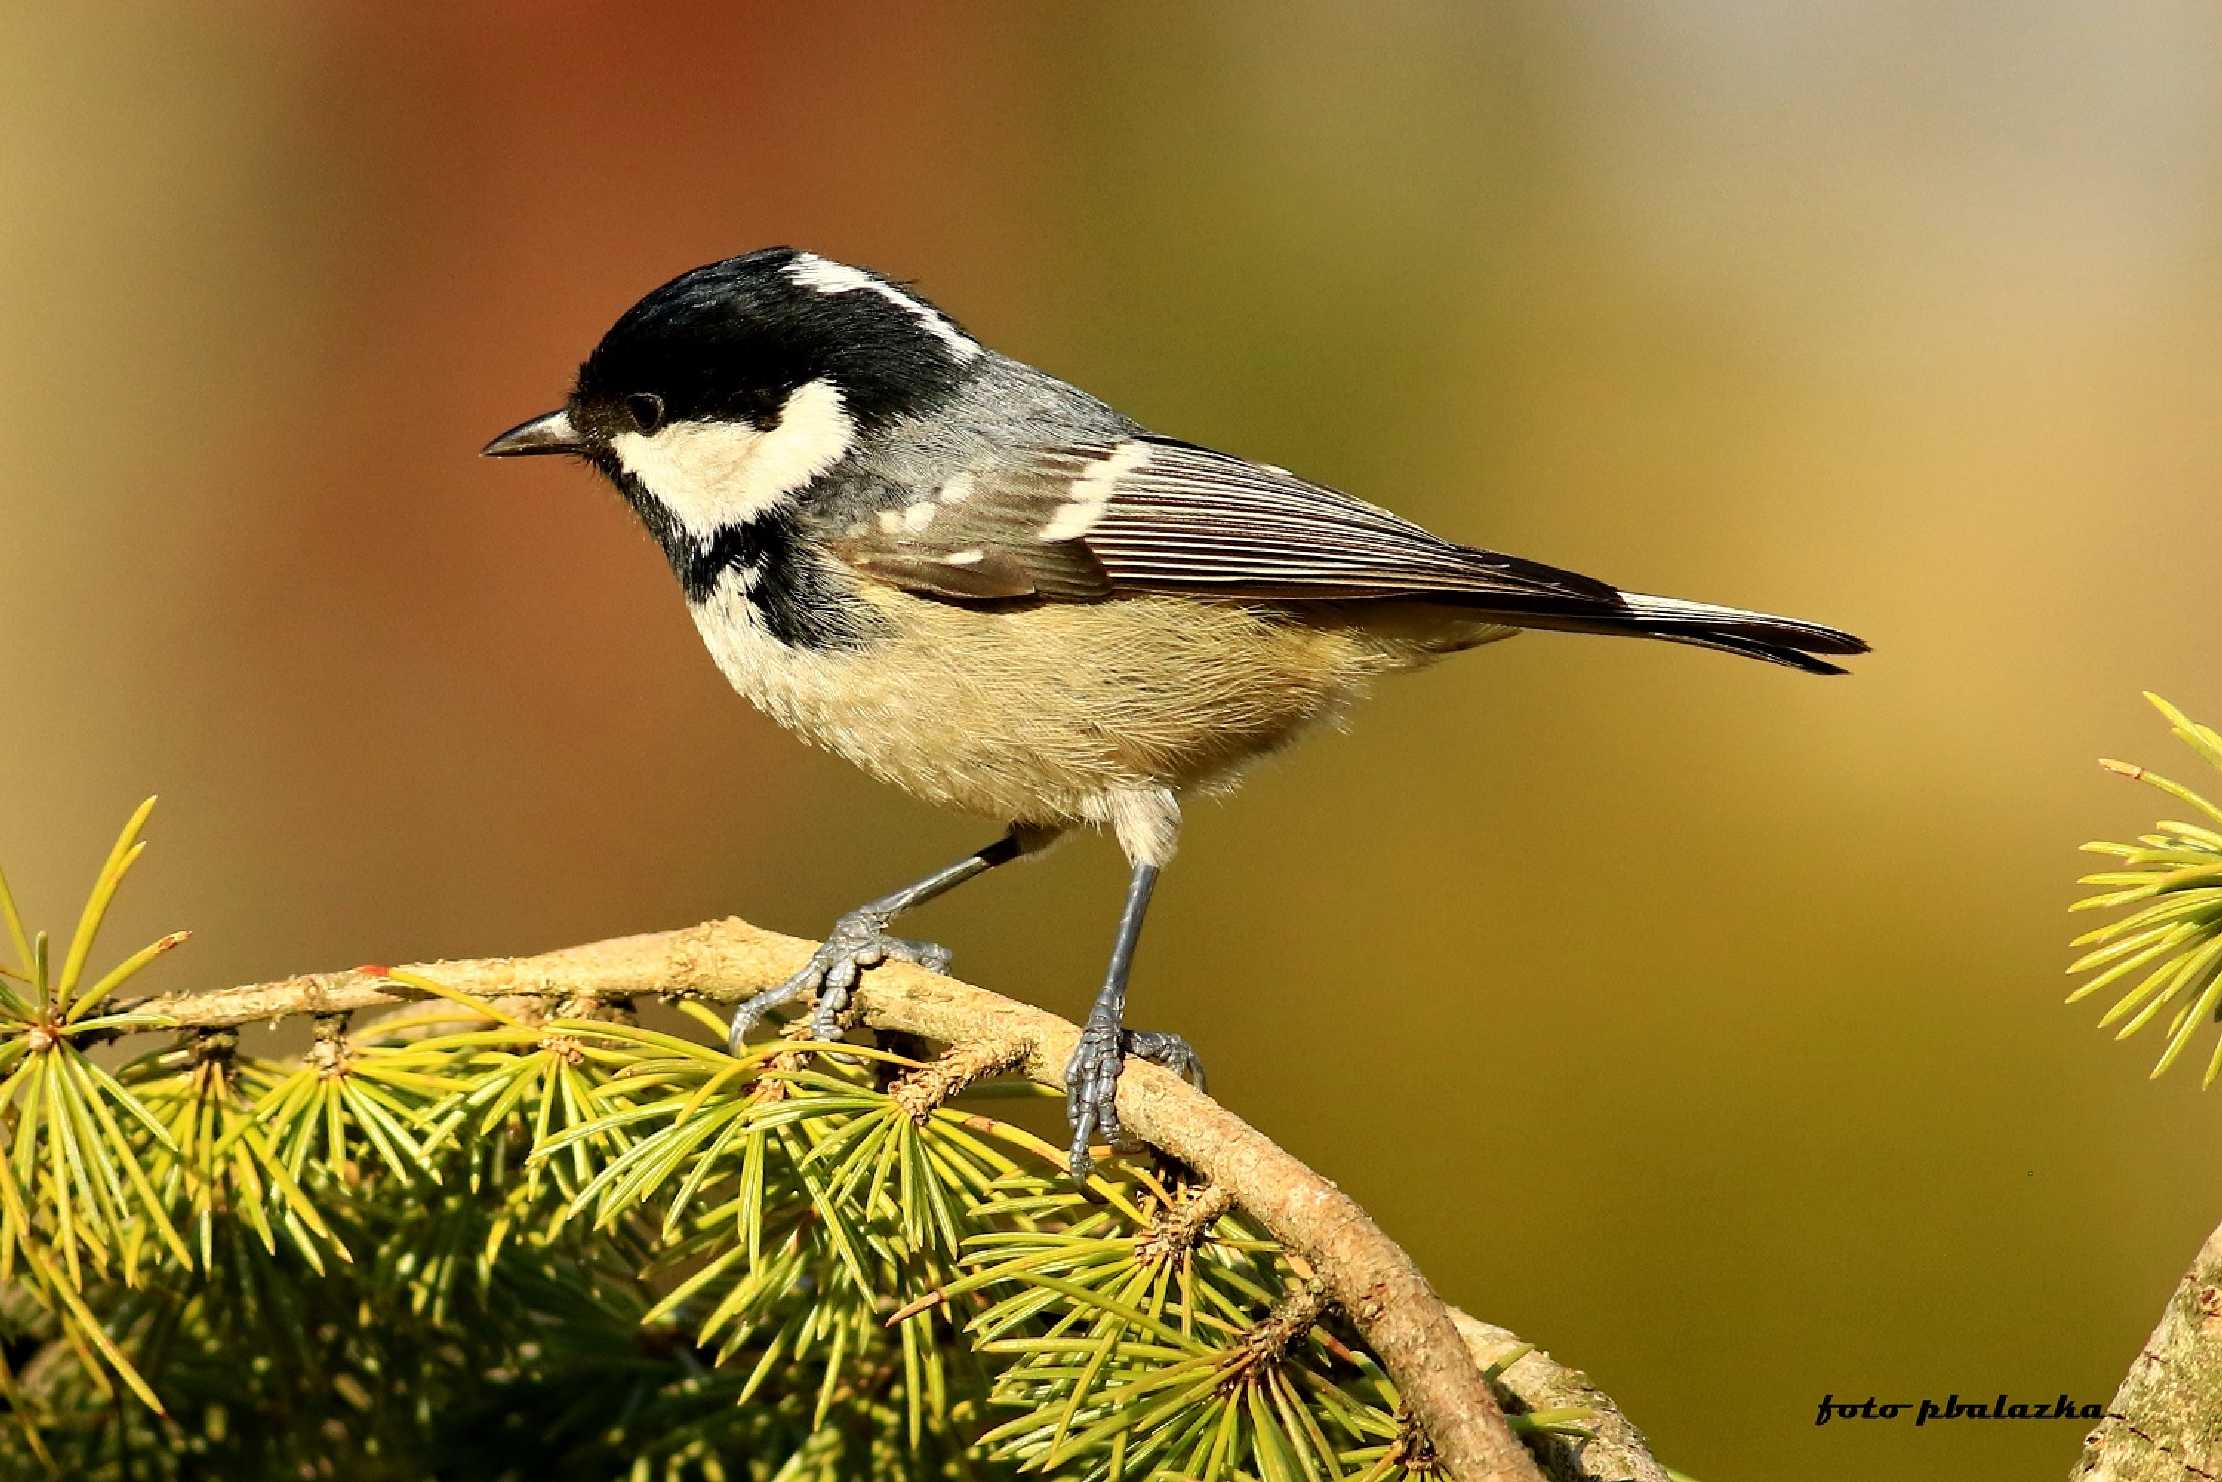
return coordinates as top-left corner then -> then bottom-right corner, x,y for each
725,909 -> 952,1053
1063,1020 -> 1206,1177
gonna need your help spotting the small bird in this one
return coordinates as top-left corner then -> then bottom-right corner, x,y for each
485,248 -> 1865,1174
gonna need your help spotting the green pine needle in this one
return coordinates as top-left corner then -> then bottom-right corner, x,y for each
0,805 -> 1520,1479
2068,694 -> 2222,1083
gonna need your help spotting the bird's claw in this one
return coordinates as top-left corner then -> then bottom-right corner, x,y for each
724,909 -> 951,1053
1123,1030 -> 1206,1091
1063,1019 -> 1205,1178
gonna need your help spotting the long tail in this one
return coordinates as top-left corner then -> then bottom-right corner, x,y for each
1454,589 -> 1870,675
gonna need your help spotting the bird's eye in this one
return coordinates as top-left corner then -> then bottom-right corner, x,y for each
623,393 -> 666,435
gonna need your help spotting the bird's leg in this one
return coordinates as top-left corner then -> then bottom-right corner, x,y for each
727,826 -> 1054,1052
1064,861 -> 1206,1177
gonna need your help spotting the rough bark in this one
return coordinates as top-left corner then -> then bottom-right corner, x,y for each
1455,1312 -> 1672,1482
2072,1217 -> 2222,1481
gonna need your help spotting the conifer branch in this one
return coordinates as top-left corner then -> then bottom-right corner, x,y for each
117,915 -> 1644,1482
2065,696 -> 2222,1477
1454,1313 -> 1671,1482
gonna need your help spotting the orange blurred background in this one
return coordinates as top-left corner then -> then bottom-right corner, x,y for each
4,5 -> 2219,1477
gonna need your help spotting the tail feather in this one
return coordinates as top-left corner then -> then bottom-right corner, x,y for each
1447,588 -> 1869,676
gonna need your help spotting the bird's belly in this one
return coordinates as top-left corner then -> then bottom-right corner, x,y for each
688,580 -> 1435,824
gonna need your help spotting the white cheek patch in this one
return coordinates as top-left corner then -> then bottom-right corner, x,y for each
786,253 -> 982,362
747,379 -> 856,502
610,378 -> 856,536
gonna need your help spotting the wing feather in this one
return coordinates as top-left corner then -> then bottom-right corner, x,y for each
823,436 -> 1615,605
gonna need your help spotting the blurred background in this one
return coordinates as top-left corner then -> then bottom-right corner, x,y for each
3,3 -> 2218,1476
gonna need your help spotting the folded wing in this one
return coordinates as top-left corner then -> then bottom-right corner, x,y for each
820,435 -> 1867,674
823,435 -> 1617,605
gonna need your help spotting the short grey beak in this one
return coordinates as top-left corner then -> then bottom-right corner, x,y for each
481,409 -> 582,458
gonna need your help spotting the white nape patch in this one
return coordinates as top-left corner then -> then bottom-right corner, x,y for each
901,501 -> 938,533
944,548 -> 986,565
787,253 -> 981,362
1041,440 -> 1150,541
938,471 -> 977,504
609,379 -> 854,536
876,509 -> 903,534
1090,787 -> 1180,868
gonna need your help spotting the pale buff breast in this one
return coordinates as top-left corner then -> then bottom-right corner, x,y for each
687,570 -> 1509,827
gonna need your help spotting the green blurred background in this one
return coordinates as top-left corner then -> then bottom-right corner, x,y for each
3,4 -> 2218,1477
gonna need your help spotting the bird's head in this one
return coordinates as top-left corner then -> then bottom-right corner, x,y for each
482,247 -> 982,538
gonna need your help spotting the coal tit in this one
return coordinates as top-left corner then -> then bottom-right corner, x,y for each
485,247 -> 1866,1175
